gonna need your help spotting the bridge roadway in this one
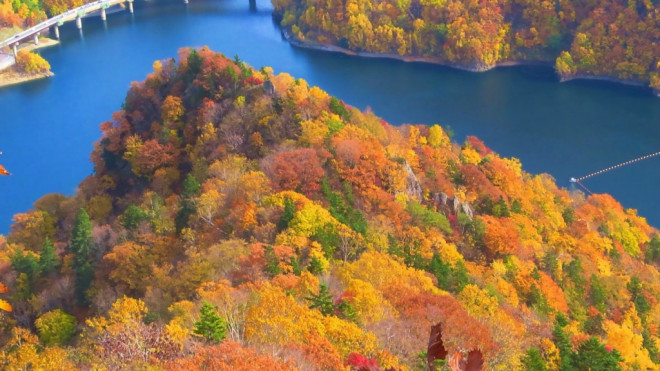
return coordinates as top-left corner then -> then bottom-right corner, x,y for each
0,0 -> 137,56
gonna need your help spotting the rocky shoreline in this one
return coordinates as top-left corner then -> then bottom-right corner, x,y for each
559,73 -> 657,96
283,30 -> 656,96
284,32 -> 548,72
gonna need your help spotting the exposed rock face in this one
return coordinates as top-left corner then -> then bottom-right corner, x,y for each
462,203 -> 473,219
453,196 -> 461,214
404,160 -> 423,201
440,192 -> 448,205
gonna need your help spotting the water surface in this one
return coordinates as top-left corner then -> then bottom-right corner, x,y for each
1,0 -> 659,232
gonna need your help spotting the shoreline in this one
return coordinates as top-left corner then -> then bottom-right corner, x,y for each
283,31 -> 656,95
0,35 -> 60,58
559,74 -> 657,96
0,70 -> 54,88
286,34 -> 552,72
21,37 -> 60,53
0,36 -> 58,87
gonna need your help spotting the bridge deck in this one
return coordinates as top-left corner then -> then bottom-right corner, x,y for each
0,0 -> 129,50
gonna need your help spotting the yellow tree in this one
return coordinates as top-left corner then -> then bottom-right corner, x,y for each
0,282 -> 11,312
15,50 -> 50,75
161,95 -> 185,126
0,327 -> 74,371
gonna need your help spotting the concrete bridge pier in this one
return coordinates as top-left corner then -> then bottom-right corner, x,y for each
128,0 -> 134,13
101,7 -> 107,21
33,33 -> 39,45
183,0 -> 189,4
53,25 -> 60,39
12,43 -> 17,57
76,16 -> 83,29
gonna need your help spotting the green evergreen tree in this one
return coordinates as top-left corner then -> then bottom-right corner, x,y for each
321,178 -> 367,235
337,298 -> 358,322
429,252 -> 452,291
642,329 -> 659,364
194,302 -> 227,343
492,196 -> 510,217
329,96 -> 350,121
263,245 -> 281,277
10,249 -> 40,283
39,237 -> 59,276
583,313 -> 604,335
312,223 -> 339,258
573,337 -> 622,371
290,256 -> 302,276
308,256 -> 324,274
627,276 -> 651,316
186,49 -> 203,80
590,274 -> 607,312
510,199 -> 523,213
176,174 -> 201,232
71,208 -> 93,306
452,260 -> 470,293
121,205 -> 147,230
528,283 -> 550,314
306,284 -> 335,316
645,236 -> 660,264
553,314 -> 575,371
277,197 -> 296,231
562,207 -> 575,224
521,348 -> 549,371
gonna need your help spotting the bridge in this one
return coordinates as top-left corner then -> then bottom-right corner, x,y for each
0,0 -> 138,56
0,0 -> 225,57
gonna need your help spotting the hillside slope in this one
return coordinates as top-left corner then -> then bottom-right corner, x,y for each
0,47 -> 659,370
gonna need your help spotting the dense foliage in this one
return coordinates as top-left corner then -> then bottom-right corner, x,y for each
15,49 -> 50,74
0,47 -> 658,369
273,0 -> 660,89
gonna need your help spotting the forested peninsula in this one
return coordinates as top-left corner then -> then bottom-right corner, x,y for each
0,48 -> 659,369
273,0 -> 660,93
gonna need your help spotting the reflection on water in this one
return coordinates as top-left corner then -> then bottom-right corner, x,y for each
0,0 -> 659,232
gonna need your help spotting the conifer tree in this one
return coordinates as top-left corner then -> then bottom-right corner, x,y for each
306,284 -> 335,316
71,208 -> 93,306
573,337 -> 622,370
39,237 -> 59,276
176,174 -> 201,232
553,314 -> 574,371
194,302 -> 227,343
521,348 -> 549,371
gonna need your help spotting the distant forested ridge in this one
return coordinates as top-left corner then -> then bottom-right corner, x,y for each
0,47 -> 659,369
273,0 -> 660,91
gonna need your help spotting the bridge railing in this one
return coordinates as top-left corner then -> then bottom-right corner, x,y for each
0,0 -> 127,50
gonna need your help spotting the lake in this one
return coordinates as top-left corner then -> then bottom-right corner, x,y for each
1,0 -> 659,233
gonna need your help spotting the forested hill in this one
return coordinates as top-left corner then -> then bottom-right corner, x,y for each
0,47 -> 659,370
272,0 -> 660,91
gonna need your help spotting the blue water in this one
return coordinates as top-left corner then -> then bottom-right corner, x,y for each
0,0 -> 659,233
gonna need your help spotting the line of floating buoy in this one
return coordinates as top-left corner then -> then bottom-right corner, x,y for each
570,150 -> 660,187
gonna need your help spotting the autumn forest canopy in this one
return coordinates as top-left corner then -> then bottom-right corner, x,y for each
273,0 -> 660,89
0,47 -> 659,370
